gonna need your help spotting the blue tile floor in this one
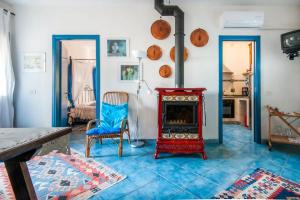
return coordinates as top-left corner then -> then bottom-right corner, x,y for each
70,125 -> 300,199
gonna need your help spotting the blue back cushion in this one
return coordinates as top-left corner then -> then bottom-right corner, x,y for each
100,102 -> 128,129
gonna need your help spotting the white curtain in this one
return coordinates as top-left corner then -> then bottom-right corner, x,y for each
0,10 -> 15,128
72,61 -> 94,105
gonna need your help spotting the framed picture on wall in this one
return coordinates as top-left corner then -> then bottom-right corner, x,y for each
107,38 -> 129,57
23,52 -> 46,72
120,63 -> 139,82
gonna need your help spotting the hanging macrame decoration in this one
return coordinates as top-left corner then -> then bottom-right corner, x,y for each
151,19 -> 171,40
170,46 -> 189,62
190,28 -> 209,47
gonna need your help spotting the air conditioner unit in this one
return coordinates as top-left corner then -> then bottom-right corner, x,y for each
220,11 -> 264,28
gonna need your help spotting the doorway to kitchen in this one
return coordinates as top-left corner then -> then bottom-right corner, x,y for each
219,36 -> 261,144
52,35 -> 100,130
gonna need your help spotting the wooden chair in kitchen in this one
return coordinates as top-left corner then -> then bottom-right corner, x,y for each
85,92 -> 130,157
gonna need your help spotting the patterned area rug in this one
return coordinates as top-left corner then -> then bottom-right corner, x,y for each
0,149 -> 126,200
0,166 -> 14,200
214,168 -> 300,199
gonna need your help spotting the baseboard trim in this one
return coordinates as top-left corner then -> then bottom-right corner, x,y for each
261,139 -> 268,144
204,139 -> 219,144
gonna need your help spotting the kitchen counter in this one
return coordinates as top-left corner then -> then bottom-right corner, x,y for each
223,95 -> 250,98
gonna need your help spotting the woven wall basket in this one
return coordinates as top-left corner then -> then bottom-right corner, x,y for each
147,45 -> 162,60
151,19 -> 171,40
170,46 -> 189,62
159,65 -> 172,78
190,28 -> 209,47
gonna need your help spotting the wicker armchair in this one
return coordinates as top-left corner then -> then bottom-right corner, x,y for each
85,92 -> 130,157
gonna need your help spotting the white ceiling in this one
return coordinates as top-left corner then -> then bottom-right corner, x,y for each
4,0 -> 300,6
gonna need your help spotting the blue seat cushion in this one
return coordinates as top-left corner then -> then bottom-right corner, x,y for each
86,127 -> 120,135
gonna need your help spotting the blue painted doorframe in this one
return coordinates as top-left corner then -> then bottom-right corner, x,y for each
219,35 -> 261,144
52,35 -> 100,127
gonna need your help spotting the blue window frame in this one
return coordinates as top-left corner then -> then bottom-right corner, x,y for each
52,35 -> 100,127
219,35 -> 261,144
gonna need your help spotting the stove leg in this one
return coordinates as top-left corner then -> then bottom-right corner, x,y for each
201,152 -> 207,160
154,151 -> 159,159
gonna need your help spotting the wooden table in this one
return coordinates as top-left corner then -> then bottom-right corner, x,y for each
0,127 -> 72,200
266,106 -> 300,150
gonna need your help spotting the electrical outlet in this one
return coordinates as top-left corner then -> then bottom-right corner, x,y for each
29,89 -> 37,95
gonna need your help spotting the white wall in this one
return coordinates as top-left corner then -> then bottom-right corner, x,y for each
11,0 -> 300,140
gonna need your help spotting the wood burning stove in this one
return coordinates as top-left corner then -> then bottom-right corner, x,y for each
155,88 -> 207,159
162,101 -> 198,134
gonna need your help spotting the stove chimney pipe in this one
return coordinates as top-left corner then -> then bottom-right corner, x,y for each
155,0 -> 184,88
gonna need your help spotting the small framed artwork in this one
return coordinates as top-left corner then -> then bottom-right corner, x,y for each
23,52 -> 46,72
107,38 -> 129,57
120,63 -> 139,82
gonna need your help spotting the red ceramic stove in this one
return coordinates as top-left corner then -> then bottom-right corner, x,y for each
154,88 -> 207,160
